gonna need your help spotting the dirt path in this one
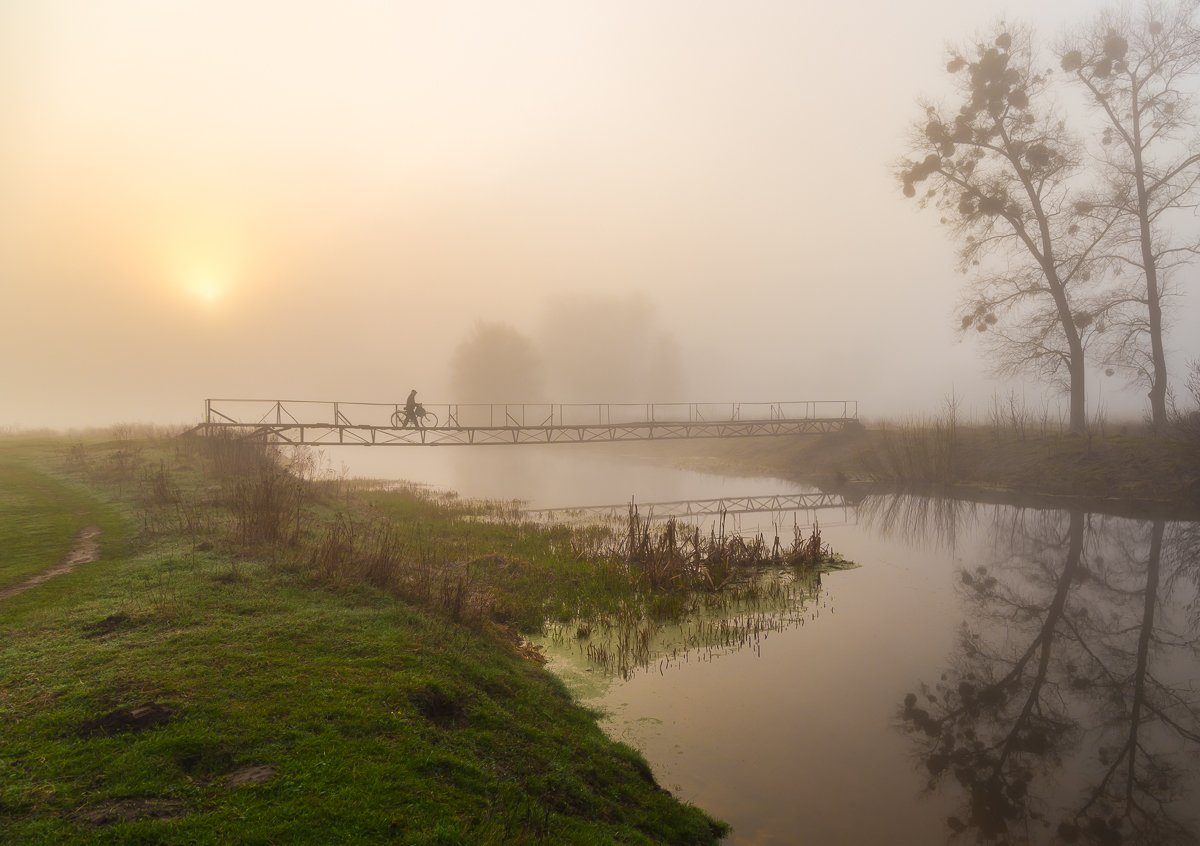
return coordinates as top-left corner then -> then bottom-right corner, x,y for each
0,527 -> 102,601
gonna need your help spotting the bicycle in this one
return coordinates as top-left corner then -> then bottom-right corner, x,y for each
391,404 -> 438,429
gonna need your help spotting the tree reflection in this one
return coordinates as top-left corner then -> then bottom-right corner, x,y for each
897,505 -> 1200,845
1165,520 -> 1200,630
1059,519 -> 1200,845
857,492 -> 981,551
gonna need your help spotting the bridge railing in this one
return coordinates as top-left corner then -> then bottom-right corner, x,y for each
204,399 -> 858,429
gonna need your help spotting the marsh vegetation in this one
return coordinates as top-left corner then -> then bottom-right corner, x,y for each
544,508 -> 844,679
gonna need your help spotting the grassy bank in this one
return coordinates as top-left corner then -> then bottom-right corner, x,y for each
0,432 -> 729,844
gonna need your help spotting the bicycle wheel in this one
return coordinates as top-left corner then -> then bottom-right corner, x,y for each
390,410 -> 405,428
420,411 -> 439,428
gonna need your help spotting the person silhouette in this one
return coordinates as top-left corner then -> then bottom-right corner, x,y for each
403,389 -> 420,428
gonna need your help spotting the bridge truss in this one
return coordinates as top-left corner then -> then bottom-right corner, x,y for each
196,399 -> 858,446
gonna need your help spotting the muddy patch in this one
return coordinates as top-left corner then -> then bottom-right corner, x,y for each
81,613 -> 131,639
227,765 -> 276,787
77,798 -> 185,825
410,685 -> 470,729
80,702 -> 173,737
0,526 -> 102,600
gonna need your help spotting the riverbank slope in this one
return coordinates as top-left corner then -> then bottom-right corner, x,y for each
0,433 -> 725,844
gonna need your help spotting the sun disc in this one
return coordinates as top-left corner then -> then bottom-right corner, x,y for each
186,272 -> 227,305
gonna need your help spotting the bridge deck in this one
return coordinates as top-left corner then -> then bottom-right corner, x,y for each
196,399 -> 858,446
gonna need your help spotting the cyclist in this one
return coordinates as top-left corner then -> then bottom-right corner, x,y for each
403,389 -> 421,428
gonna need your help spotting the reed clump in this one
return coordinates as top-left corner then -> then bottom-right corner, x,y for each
589,506 -> 839,593
541,506 -> 851,677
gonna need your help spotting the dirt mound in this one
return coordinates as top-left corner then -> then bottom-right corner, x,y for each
411,685 -> 469,729
81,613 -> 131,639
79,702 -> 173,737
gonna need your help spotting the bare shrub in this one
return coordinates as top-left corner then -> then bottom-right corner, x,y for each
193,432 -> 272,479
64,441 -> 93,476
859,400 -> 967,484
307,513 -> 492,626
232,464 -> 305,547
309,513 -> 359,583
99,429 -> 146,494
175,490 -> 216,551
139,461 -> 179,507
1168,359 -> 1200,447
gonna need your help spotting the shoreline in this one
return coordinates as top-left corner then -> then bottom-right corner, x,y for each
655,426 -> 1200,521
828,478 -> 1200,522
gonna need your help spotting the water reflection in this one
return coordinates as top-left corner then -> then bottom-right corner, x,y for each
1166,520 -> 1200,630
522,491 -> 851,523
545,570 -> 825,680
526,480 -> 1200,845
329,444 -> 816,509
857,492 -> 981,550
898,508 -> 1200,844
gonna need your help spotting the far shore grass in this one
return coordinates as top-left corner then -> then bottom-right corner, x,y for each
0,432 -> 729,845
663,416 -> 1200,518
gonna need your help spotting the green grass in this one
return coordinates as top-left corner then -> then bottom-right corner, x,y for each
0,436 -> 726,844
0,443 -> 128,590
357,491 -> 646,633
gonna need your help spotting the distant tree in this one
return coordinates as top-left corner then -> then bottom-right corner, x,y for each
449,322 -> 544,402
900,26 -> 1117,434
1060,1 -> 1200,428
538,294 -> 684,403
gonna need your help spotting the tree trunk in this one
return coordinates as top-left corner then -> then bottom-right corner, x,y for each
1145,270 -> 1169,428
1125,75 -> 1170,428
1069,354 -> 1087,435
1133,148 -> 1169,428
1051,279 -> 1087,435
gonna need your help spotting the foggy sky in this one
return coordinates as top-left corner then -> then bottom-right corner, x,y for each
3,0 -> 1197,429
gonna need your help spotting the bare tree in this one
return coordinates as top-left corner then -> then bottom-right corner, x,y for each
901,27 -> 1118,434
1061,1 -> 1200,428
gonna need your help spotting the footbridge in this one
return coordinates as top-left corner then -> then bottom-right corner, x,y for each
196,398 -> 858,446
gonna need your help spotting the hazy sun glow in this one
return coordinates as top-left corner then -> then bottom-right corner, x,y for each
185,271 -> 228,305
3,0 -> 1197,428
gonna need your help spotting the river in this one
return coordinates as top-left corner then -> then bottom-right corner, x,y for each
331,444 -> 1200,845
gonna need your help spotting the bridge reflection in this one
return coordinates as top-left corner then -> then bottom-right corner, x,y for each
521,491 -> 852,523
